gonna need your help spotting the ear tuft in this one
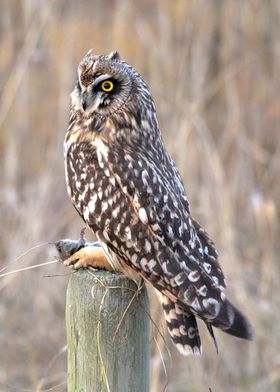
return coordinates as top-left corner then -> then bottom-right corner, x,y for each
85,49 -> 94,59
108,51 -> 121,60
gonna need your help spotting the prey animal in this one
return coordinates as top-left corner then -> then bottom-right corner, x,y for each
63,50 -> 253,355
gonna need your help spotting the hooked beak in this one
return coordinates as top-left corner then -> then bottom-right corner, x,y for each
82,97 -> 89,112
82,92 -> 102,113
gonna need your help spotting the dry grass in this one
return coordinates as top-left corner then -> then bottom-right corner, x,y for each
0,0 -> 279,391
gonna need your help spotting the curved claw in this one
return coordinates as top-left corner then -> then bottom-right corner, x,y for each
63,246 -> 113,271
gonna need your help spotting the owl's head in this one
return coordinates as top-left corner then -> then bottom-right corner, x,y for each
71,50 -> 148,118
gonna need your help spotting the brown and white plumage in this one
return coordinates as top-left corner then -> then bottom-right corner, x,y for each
64,50 -> 253,355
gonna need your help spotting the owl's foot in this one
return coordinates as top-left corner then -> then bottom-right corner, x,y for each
63,246 -> 113,271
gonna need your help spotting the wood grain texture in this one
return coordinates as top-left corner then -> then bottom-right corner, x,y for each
66,269 -> 150,392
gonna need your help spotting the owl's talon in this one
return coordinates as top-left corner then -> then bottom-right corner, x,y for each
63,246 -> 113,271
63,258 -> 77,267
73,259 -> 88,270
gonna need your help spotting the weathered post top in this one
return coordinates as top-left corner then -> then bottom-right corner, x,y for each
66,269 -> 150,392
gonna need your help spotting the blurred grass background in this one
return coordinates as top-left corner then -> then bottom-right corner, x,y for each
0,0 -> 279,391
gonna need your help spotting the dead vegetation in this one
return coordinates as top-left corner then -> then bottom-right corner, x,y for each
0,1 -> 279,391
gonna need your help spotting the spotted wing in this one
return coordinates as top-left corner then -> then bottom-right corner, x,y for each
96,143 -> 252,339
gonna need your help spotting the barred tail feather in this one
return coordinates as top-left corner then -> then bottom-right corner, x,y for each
161,295 -> 202,355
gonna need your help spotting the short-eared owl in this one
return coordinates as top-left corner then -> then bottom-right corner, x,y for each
64,50 -> 253,355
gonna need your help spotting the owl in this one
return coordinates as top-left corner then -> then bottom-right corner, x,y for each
64,50 -> 253,355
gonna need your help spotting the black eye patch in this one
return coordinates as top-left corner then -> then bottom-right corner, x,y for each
93,79 -> 121,95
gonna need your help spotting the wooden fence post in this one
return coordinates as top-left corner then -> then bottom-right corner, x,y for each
66,269 -> 150,392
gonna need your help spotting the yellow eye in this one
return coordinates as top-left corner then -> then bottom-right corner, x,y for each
101,80 -> 114,92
